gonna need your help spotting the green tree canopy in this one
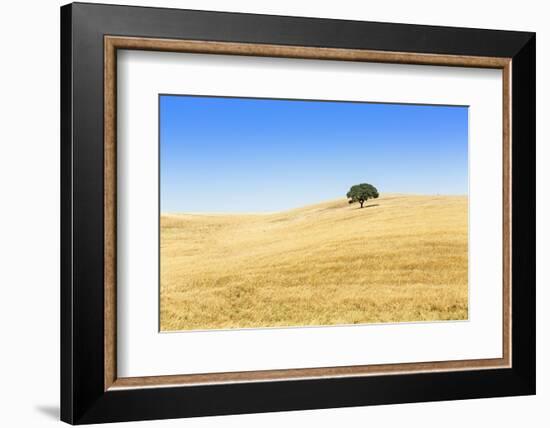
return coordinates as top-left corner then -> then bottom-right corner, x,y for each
347,183 -> 379,208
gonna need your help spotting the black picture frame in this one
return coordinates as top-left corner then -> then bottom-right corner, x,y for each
61,2 -> 535,424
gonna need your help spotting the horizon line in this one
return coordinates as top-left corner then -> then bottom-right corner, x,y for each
161,193 -> 468,216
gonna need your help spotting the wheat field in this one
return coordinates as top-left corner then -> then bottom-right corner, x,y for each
160,194 -> 468,331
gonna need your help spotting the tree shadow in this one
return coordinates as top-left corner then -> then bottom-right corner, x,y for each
35,405 -> 59,420
355,204 -> 379,209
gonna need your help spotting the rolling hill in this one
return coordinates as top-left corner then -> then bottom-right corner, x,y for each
160,194 -> 468,331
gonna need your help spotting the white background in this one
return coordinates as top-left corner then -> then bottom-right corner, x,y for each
0,0 -> 546,427
118,51 -> 503,377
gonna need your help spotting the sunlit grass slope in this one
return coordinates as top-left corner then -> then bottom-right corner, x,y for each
160,194 -> 468,331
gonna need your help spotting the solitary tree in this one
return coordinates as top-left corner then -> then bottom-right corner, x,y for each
347,183 -> 379,208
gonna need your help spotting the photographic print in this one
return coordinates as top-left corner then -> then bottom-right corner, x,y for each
159,95 -> 468,332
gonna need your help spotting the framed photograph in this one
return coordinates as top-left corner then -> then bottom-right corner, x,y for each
61,2 -> 535,424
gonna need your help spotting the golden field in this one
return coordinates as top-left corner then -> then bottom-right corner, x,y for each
160,194 -> 468,331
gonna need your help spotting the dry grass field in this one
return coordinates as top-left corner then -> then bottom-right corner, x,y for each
160,194 -> 468,331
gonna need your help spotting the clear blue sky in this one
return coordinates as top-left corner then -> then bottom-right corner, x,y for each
160,95 -> 468,213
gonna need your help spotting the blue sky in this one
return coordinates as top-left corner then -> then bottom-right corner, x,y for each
160,95 -> 468,213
